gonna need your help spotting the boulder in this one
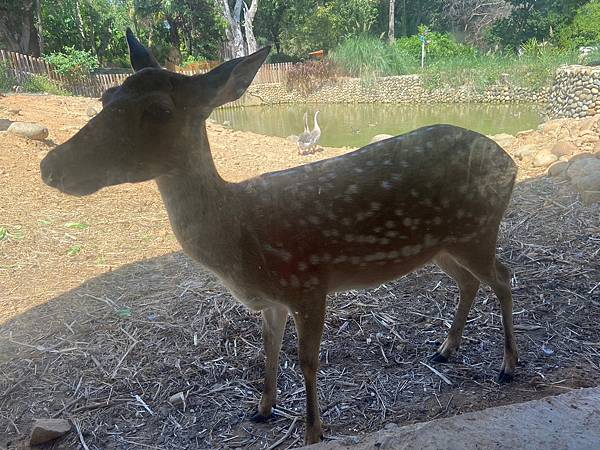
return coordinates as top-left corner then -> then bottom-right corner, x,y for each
548,162 -> 569,178
0,118 -> 13,131
514,144 -> 537,159
567,157 -> 600,180
582,191 -> 600,206
7,121 -> 49,140
572,173 -> 600,193
540,119 -> 567,134
30,419 -> 71,445
533,151 -> 558,167
569,152 -> 595,163
489,133 -> 516,149
551,141 -> 577,157
370,134 -> 394,144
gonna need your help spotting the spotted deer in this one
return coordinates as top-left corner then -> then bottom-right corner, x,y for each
40,30 -> 518,444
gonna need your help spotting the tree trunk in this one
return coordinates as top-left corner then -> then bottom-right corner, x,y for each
166,17 -> 182,68
244,0 -> 259,55
35,0 -> 43,54
388,0 -> 395,43
219,0 -> 245,59
75,0 -> 86,48
0,0 -> 40,55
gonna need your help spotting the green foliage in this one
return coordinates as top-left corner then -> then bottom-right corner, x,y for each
22,75 -> 69,95
0,61 -> 16,92
285,59 -> 338,95
394,31 -> 476,61
558,0 -> 600,48
67,244 -> 82,256
585,48 -> 600,66
267,52 -> 302,64
45,47 -> 99,81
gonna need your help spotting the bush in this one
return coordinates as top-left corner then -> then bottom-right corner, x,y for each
45,47 -> 99,81
22,75 -> 69,95
395,32 -> 476,61
267,52 -> 302,64
558,0 -> 600,49
285,59 -> 338,95
0,61 -> 16,92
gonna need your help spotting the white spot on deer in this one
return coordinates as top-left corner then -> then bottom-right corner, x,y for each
354,167 -> 364,174
441,198 -> 450,208
433,217 -> 442,225
381,180 -> 393,190
383,159 -> 392,166
309,255 -> 320,265
458,185 -> 468,194
366,235 -> 378,244
410,189 -> 419,198
385,230 -> 399,238
322,230 -> 332,237
298,262 -> 308,271
329,229 -> 340,237
299,219 -> 307,226
394,209 -> 404,216
356,212 -> 366,221
333,255 -> 348,264
456,209 -> 465,219
387,250 -> 400,259
373,226 -> 383,233
421,198 -> 433,207
327,211 -> 337,220
366,160 -> 375,167
308,215 -> 321,225
344,234 -> 355,242
379,238 -> 391,245
391,174 -> 402,181
370,202 -> 381,211
385,220 -> 396,229
279,278 -> 288,287
322,253 -> 332,262
402,217 -> 412,227
342,217 -> 352,226
310,276 -> 319,285
350,256 -> 361,265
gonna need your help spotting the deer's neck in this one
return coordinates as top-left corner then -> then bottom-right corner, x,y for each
155,124 -> 239,270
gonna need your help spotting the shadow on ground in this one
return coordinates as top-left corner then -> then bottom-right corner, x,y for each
1,176 -> 599,449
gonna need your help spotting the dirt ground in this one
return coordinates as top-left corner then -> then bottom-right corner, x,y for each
0,94 -> 599,449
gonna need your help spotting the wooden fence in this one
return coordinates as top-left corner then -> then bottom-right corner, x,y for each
0,49 -> 294,103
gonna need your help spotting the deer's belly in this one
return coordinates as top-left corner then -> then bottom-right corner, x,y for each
218,276 -> 279,311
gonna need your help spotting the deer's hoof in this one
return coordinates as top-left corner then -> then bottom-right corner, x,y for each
497,370 -> 514,384
250,410 -> 273,423
430,352 -> 449,363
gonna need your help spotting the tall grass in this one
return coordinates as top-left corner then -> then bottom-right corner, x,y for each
331,35 -> 579,91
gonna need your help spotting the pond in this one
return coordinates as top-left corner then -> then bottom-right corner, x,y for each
211,103 -> 545,148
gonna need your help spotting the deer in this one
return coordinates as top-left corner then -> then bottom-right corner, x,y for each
40,30 -> 518,445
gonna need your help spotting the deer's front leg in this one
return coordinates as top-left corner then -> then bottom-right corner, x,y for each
292,297 -> 326,444
251,304 -> 288,422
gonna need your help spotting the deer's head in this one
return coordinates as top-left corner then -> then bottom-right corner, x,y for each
41,29 -> 269,196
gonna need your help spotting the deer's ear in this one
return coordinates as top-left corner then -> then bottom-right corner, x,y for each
197,47 -> 271,108
126,27 -> 161,71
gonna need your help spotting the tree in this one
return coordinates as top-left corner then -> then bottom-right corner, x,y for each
0,0 -> 41,55
219,0 -> 246,58
389,0 -> 395,43
558,0 -> 600,48
244,1 -> 260,54
442,0 -> 511,46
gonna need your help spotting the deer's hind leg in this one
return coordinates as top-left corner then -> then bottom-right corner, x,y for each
251,304 -> 288,422
431,252 -> 480,363
446,240 -> 518,383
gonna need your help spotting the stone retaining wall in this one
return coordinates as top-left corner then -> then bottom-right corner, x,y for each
548,65 -> 600,119
242,75 -> 548,106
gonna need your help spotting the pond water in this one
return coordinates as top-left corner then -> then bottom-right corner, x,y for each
211,103 -> 545,148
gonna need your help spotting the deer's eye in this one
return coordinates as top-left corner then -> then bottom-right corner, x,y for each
144,103 -> 173,121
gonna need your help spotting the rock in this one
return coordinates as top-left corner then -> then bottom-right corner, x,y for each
222,120 -> 232,127
7,122 -> 49,140
7,108 -> 21,115
551,141 -> 578,157
0,118 -> 13,131
490,133 -> 516,149
548,162 -> 569,178
540,119 -> 567,133
30,419 -> 71,445
582,191 -> 600,206
169,392 -> 185,407
86,106 -> 98,117
569,152 -> 595,163
572,173 -> 600,193
533,151 -> 558,167
370,134 -> 394,144
567,157 -> 600,180
514,144 -> 537,159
